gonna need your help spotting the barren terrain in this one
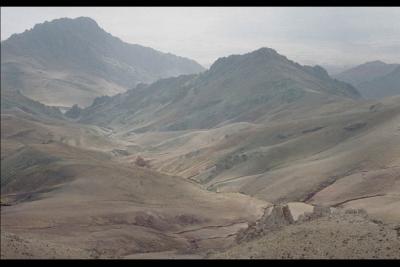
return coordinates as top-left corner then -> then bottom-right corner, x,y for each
1,42 -> 399,259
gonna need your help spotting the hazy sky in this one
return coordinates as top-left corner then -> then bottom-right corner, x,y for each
2,7 -> 400,67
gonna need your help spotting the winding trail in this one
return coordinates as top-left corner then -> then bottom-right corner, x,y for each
331,194 -> 387,207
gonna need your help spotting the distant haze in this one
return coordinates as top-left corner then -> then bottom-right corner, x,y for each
2,7 -> 400,67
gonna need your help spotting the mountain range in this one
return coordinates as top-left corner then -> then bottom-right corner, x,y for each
78,47 -> 360,132
334,61 -> 400,99
1,17 -> 399,259
1,17 -> 205,107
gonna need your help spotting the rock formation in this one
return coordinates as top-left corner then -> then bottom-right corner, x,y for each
236,203 -> 335,243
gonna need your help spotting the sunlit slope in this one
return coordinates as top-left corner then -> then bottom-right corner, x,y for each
118,96 -> 400,222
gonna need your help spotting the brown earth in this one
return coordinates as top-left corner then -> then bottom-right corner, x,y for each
209,207 -> 400,259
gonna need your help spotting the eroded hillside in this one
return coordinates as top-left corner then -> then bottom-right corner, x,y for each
1,47 -> 399,259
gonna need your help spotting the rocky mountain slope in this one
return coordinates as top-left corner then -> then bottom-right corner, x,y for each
1,45 -> 399,259
1,17 -> 205,107
71,48 -> 400,225
334,61 -> 400,99
79,47 -> 360,131
111,94 -> 400,224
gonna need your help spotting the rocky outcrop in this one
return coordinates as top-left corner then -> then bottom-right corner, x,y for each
236,205 -> 294,243
297,205 -> 332,222
236,203 -> 335,243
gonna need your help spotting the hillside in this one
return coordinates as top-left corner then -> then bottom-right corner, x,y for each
71,48 -> 399,224
79,47 -> 360,131
334,61 -> 400,99
1,89 -> 63,121
1,17 -> 205,107
1,102 -> 267,258
110,94 -> 400,224
1,45 -> 399,259
209,205 -> 400,259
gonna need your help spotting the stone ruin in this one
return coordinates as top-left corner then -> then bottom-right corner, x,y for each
236,203 -> 334,243
297,205 -> 332,222
235,203 -> 372,243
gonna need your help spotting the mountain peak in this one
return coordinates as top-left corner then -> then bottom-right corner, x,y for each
245,47 -> 284,61
251,47 -> 279,56
208,47 -> 283,74
40,16 -> 99,28
71,16 -> 98,24
33,16 -> 102,33
5,16 -> 103,43
206,47 -> 358,99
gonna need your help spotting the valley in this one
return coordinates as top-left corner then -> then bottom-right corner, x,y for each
1,15 -> 399,259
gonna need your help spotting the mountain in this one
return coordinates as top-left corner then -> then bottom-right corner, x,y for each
1,17 -> 205,107
356,66 -> 400,99
74,48 -> 400,226
334,61 -> 400,99
2,44 -> 399,259
79,47 -> 360,131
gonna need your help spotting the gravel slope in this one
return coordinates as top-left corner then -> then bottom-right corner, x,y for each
209,211 -> 400,259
